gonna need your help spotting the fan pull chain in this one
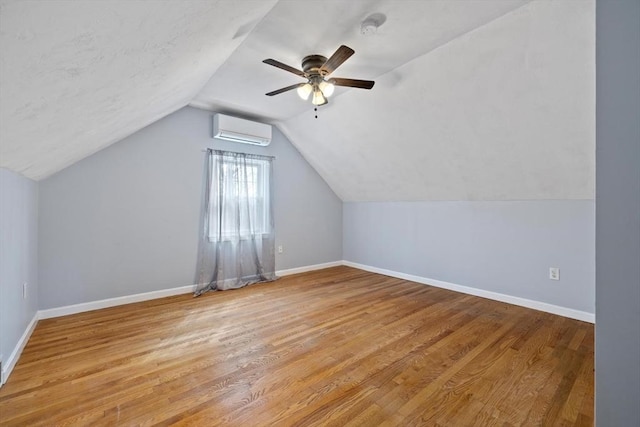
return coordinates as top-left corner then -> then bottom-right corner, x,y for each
314,107 -> 318,119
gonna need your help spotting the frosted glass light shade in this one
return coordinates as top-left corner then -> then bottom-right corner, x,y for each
319,80 -> 335,97
312,89 -> 326,106
297,83 -> 313,100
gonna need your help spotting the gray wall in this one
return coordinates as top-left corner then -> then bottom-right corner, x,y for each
344,201 -> 594,314
0,168 -> 38,373
596,0 -> 640,424
38,107 -> 342,309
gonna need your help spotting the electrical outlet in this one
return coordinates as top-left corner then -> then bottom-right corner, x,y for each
549,268 -> 560,281
23,283 -> 27,299
278,245 -> 283,254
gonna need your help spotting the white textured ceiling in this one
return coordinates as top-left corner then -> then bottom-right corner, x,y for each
0,0 -> 277,179
0,0 -> 594,201
279,0 -> 595,201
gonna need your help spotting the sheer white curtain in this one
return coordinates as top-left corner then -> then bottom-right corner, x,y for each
195,150 -> 276,295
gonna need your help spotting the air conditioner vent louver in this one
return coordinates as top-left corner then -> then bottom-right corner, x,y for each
212,114 -> 272,146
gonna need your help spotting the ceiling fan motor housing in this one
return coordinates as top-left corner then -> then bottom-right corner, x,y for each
302,55 -> 328,75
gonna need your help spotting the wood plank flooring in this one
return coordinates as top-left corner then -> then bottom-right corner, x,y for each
0,266 -> 594,426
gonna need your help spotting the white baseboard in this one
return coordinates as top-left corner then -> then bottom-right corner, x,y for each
33,261 -> 596,324
1,312 -> 38,386
38,284 -> 196,320
342,261 -> 595,323
38,261 -> 344,320
276,261 -> 343,276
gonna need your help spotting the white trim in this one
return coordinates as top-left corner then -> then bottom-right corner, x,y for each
1,312 -> 38,386
342,261 -> 595,323
276,261 -> 343,277
37,261 -> 345,320
38,284 -> 196,320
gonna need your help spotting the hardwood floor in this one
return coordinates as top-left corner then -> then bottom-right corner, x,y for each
0,266 -> 594,426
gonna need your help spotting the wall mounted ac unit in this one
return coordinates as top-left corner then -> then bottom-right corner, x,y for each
212,114 -> 272,146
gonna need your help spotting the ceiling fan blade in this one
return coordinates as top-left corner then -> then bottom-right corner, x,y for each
331,78 -> 375,89
320,45 -> 355,75
265,83 -> 305,96
262,59 -> 306,77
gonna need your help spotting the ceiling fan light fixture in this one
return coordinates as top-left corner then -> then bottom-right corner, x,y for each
297,83 -> 313,100
319,80 -> 335,97
312,88 -> 327,106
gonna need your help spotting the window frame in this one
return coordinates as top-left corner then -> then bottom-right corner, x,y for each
207,155 -> 271,242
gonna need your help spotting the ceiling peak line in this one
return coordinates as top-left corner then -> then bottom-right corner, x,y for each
189,0 -> 280,102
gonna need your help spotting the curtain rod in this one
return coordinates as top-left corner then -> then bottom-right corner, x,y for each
201,149 -> 275,160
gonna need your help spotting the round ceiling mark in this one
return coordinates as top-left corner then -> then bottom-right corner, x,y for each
361,13 -> 387,36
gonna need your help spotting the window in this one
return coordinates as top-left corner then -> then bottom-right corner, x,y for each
208,154 -> 271,241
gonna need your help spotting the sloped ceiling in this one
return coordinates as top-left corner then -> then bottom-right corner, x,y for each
279,0 -> 595,201
0,0 -> 278,179
0,0 -> 594,201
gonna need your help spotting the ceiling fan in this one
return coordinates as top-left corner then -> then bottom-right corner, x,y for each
263,45 -> 375,106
